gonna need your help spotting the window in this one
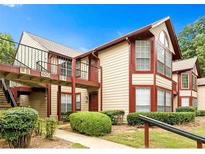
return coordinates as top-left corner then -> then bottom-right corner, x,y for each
59,59 -> 72,77
192,98 -> 198,108
61,94 -> 72,113
157,31 -> 172,78
136,88 -> 151,112
61,93 -> 81,113
157,89 -> 165,112
76,94 -> 81,110
165,92 -> 172,112
181,73 -> 189,89
181,98 -> 190,106
135,40 -> 151,71
192,74 -> 197,91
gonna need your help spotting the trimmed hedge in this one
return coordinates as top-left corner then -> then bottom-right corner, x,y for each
101,110 -> 125,125
176,107 -> 196,112
127,112 -> 195,126
197,110 -> 205,116
0,107 -> 38,148
69,112 -> 112,136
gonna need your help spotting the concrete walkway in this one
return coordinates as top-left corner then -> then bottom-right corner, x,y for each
55,129 -> 135,149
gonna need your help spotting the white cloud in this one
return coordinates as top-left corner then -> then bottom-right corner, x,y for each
117,31 -> 123,36
2,4 -> 22,8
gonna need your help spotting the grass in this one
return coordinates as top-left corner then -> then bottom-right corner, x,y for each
71,143 -> 89,149
102,124 -> 205,148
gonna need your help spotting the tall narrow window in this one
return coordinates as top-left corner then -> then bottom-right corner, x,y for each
181,98 -> 190,106
165,92 -> 172,112
157,31 -> 172,78
61,94 -> 72,113
192,74 -> 197,91
181,73 -> 189,89
157,89 -> 165,112
192,98 -> 198,108
76,94 -> 81,110
135,40 -> 151,71
136,88 -> 151,112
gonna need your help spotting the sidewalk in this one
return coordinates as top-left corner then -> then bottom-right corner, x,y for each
55,129 -> 135,149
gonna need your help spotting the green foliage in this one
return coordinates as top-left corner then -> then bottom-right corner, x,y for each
0,107 -> 38,148
101,110 -> 125,125
69,112 -> 112,136
45,118 -> 57,139
61,111 -> 73,122
34,118 -> 44,136
127,112 -> 195,126
0,33 -> 16,64
197,110 -> 205,116
178,16 -> 205,75
176,106 -> 196,112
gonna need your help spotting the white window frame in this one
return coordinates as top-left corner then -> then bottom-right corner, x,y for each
135,40 -> 151,71
181,98 -> 190,107
181,73 -> 189,89
61,94 -> 72,113
135,87 -> 151,112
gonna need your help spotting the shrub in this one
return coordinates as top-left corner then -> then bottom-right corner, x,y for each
34,118 -> 44,136
197,110 -> 205,116
45,118 -> 57,139
101,110 -> 125,125
0,107 -> 38,148
127,112 -> 195,126
69,112 -> 112,136
176,106 -> 196,112
61,111 -> 73,122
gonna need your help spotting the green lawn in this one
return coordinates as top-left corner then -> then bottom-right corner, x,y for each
102,124 -> 205,148
71,143 -> 89,149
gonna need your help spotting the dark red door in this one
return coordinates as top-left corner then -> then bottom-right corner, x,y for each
89,92 -> 98,111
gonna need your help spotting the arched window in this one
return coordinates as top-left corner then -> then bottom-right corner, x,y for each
157,31 -> 172,78
159,31 -> 168,47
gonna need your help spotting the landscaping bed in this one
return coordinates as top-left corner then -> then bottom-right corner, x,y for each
0,135 -> 87,148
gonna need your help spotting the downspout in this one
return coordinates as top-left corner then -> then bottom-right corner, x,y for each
91,50 -> 103,111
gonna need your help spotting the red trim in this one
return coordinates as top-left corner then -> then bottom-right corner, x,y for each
71,59 -> 76,112
47,84 -> 51,117
57,85 -> 61,121
100,66 -> 103,111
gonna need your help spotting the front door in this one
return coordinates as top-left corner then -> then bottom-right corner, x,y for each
89,92 -> 98,111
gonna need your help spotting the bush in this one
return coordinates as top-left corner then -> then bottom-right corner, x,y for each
101,110 -> 125,125
69,112 -> 112,136
176,107 -> 196,112
61,111 -> 73,122
45,118 -> 57,139
197,110 -> 205,116
0,107 -> 38,148
34,118 -> 44,136
127,112 -> 195,126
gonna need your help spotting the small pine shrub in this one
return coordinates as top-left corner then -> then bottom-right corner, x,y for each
34,118 -> 44,136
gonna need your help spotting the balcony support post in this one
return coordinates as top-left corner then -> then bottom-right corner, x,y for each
71,58 -> 76,112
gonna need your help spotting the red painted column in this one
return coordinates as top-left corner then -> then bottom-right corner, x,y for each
57,85 -> 61,121
144,122 -> 149,148
197,141 -> 203,148
71,58 -> 76,112
47,84 -> 51,117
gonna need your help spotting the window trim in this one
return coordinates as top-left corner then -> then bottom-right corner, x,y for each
135,86 -> 151,112
135,40 -> 151,71
181,73 -> 189,89
157,87 -> 172,112
181,97 -> 190,107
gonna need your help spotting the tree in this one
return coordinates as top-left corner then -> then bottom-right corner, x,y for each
0,33 -> 16,64
178,16 -> 205,76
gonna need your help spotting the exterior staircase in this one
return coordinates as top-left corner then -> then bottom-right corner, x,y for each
0,79 -> 17,110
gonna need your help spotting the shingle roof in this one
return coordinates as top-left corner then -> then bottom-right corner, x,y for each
198,77 -> 205,86
173,57 -> 198,72
24,32 -> 82,58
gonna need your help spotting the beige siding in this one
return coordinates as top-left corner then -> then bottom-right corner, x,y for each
19,92 -> 47,117
150,22 -> 174,54
193,66 -> 198,76
179,90 -> 191,96
156,75 -> 172,90
98,41 -> 129,115
192,90 -> 197,98
198,86 -> 205,110
51,85 -> 58,117
172,73 -> 178,83
132,74 -> 154,85
173,95 -> 178,112
15,32 -> 48,69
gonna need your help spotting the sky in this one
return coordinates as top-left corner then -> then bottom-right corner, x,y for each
0,4 -> 205,52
